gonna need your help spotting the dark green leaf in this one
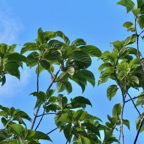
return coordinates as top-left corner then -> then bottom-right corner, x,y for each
80,45 -> 102,57
33,131 -> 52,141
71,96 -> 92,108
37,27 -> 44,44
72,38 -> 86,46
27,52 -> 39,67
107,85 -> 118,100
112,103 -> 121,116
138,15 -> 144,28
40,60 -> 50,70
68,51 -> 92,69
123,119 -> 130,130
5,62 -> 20,79
55,31 -> 70,45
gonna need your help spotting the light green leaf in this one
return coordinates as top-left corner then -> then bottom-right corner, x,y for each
117,0 -> 135,13
107,85 -> 118,100
9,124 -> 24,136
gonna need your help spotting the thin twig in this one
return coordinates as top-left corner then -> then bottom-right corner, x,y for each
127,92 -> 141,116
125,95 -> 144,103
31,61 -> 40,130
133,117 -> 144,144
47,127 -> 59,135
36,112 -> 56,117
34,67 -> 61,130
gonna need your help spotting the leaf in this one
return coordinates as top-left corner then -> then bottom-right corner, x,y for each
40,60 -> 50,70
44,50 -> 62,61
112,103 -> 121,116
117,0 -> 135,13
6,52 -> 27,63
27,52 -> 39,67
33,131 -> 52,141
63,124 -> 72,142
5,62 -> 20,79
138,15 -> 144,28
98,63 -> 112,71
123,21 -> 133,29
55,31 -> 70,45
107,85 -> 118,100
71,96 -> 92,108
8,124 -> 24,136
0,43 -> 7,56
68,51 -> 92,69
37,27 -> 44,44
123,119 -> 130,130
31,91 -> 46,108
72,38 -> 86,46
21,42 -> 37,54
80,45 -> 102,57
57,81 -> 72,93
79,70 -> 95,86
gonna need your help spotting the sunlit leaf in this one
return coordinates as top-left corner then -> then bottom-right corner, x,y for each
117,0 -> 135,13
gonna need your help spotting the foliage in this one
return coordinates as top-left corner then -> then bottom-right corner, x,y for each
1,0 -> 144,143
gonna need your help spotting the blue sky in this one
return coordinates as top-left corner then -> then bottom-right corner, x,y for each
0,0 -> 143,143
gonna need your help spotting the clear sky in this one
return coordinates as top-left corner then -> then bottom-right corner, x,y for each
0,0 -> 143,144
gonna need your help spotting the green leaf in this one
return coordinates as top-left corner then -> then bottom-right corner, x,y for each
33,131 -> 52,141
112,103 -> 121,116
71,96 -> 92,108
71,72 -> 86,92
72,38 -> 86,46
6,52 -> 27,63
55,31 -> 70,45
37,27 -> 44,44
107,85 -> 118,100
82,123 -> 100,136
5,62 -> 20,79
31,91 -> 46,108
98,63 -> 112,71
117,0 -> 135,13
80,70 -> 95,86
63,124 -> 72,142
40,60 -> 50,70
27,52 -> 39,67
0,43 -> 8,56
21,42 -> 37,54
44,50 -> 62,61
123,21 -> 133,28
123,119 -> 130,130
68,51 -> 92,69
138,15 -> 144,28
57,80 -> 72,93
8,44 -> 17,52
80,45 -> 102,57
8,124 -> 24,136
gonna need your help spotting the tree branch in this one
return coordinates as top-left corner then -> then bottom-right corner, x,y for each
31,61 -> 40,130
134,117 -> 144,144
34,66 -> 61,130
127,92 -> 141,116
